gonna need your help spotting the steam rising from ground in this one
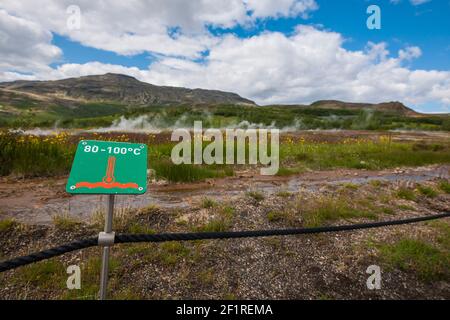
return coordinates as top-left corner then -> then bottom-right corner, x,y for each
92,114 -> 308,133
8,115 -> 310,136
10,109 -> 416,135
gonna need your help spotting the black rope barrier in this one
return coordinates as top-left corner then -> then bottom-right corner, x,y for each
0,237 -> 98,273
0,212 -> 448,273
115,212 -> 450,243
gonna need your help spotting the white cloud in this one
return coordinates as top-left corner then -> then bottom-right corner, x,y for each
140,26 -> 450,109
245,0 -> 318,19
0,9 -> 61,74
0,0 -> 317,58
0,1 -> 448,112
410,0 -> 431,5
390,0 -> 432,6
398,46 -> 422,61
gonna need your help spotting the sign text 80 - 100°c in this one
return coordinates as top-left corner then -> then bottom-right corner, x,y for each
66,140 -> 148,195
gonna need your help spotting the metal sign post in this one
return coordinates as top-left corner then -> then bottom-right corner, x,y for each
99,194 -> 114,300
66,140 -> 147,300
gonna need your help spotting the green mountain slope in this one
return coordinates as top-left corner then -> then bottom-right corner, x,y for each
0,74 -> 448,130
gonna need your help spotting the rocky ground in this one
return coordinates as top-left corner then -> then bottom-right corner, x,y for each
0,174 -> 449,300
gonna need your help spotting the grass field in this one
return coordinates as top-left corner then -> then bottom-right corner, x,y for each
279,136 -> 450,171
0,130 -> 449,180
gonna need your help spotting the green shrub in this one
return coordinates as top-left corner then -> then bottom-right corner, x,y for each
396,188 -> 416,201
246,190 -> 265,202
417,185 -> 438,198
200,197 -> 217,209
0,219 -> 15,232
52,214 -> 81,231
438,180 -> 450,193
301,196 -> 377,227
378,239 -> 449,282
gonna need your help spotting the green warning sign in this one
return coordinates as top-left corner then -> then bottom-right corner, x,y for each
66,140 -> 147,195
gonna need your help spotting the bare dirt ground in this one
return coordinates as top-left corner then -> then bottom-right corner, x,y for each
0,164 -> 448,224
0,171 -> 449,300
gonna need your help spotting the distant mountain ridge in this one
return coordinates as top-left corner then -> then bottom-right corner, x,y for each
0,73 -> 256,106
310,100 -> 420,116
0,73 -> 438,127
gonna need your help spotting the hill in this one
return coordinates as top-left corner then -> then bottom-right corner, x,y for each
0,74 -> 448,130
0,73 -> 255,106
310,100 -> 420,117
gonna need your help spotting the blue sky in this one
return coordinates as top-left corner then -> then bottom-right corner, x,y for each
52,0 -> 450,71
1,0 -> 449,112
211,0 -> 450,72
310,0 -> 450,71
51,34 -> 154,69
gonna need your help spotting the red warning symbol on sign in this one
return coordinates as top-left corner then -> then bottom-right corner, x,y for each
75,156 -> 139,190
